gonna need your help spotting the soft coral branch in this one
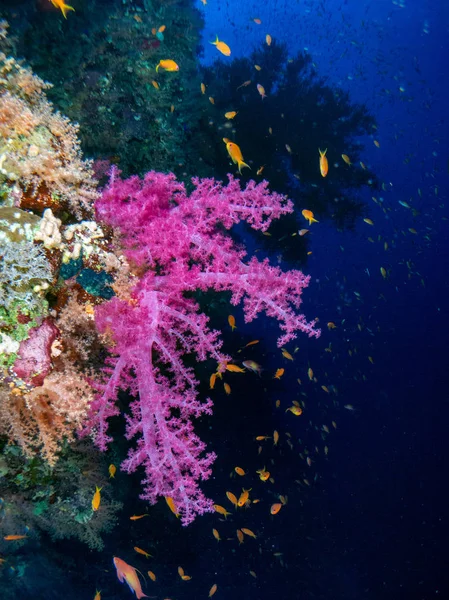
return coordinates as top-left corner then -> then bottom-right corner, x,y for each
84,169 -> 320,525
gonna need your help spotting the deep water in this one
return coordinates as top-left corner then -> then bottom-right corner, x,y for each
1,0 -> 448,598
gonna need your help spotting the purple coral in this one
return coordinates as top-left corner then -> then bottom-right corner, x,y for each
84,169 -> 320,525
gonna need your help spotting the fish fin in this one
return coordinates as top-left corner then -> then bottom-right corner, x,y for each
156,63 -> 160,72
210,35 -> 219,45
238,161 -> 251,173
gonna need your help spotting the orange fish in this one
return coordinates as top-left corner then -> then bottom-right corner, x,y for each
158,25 -> 166,33
134,546 -> 153,559
273,430 -> 279,445
341,153 -> 351,165
3,535 -> 27,541
224,382 -> 231,395
266,34 -> 272,46
210,36 -> 231,56
270,503 -> 283,515
237,529 -> 245,544
256,83 -> 267,100
109,464 -> 116,478
223,138 -> 251,173
286,405 -> 302,416
92,486 -> 102,511
319,148 -> 328,177
201,83 -> 206,94
256,466 -> 270,481
210,372 -> 217,389
209,583 -> 218,597
274,368 -> 284,379
253,18 -> 262,24
129,514 -> 149,521
155,59 -> 179,73
228,314 -> 236,330
214,504 -> 231,517
237,488 -> 251,507
302,209 -> 318,225
226,491 -> 239,507
113,557 -> 148,599
165,496 -> 179,518
281,348 -> 294,361
308,367 -> 314,380
234,466 -> 246,476
212,528 -> 221,541
236,80 -> 252,90
94,590 -> 101,600
226,363 -> 245,373
225,111 -> 238,119
241,527 -> 257,538
151,80 -> 160,90
147,571 -> 156,582
50,0 -> 75,18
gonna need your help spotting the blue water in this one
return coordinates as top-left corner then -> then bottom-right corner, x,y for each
1,0 -> 448,598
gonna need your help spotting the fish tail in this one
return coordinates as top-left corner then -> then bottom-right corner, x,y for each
61,2 -> 75,18
156,63 -> 160,72
319,148 -> 327,157
238,161 -> 251,173
210,35 -> 219,45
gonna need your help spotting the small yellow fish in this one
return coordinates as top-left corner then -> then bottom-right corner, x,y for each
151,80 -> 160,90
223,138 -> 251,173
158,25 -> 166,33
209,583 -> 218,597
129,514 -> 148,521
253,18 -> 262,24
237,529 -> 245,544
226,363 -> 245,373
256,466 -> 270,481
327,322 -> 336,329
226,491 -> 239,506
155,59 -> 179,73
209,96 -> 215,105
165,496 -> 180,518
214,504 -> 231,517
224,382 -> 231,395
92,486 -> 102,512
234,466 -> 246,476
308,367 -> 314,380
94,590 -> 101,600
4,534 -> 28,541
148,570 -> 157,582
286,405 -> 302,416
134,546 -> 153,558
108,464 -> 116,478
341,154 -> 351,165
273,430 -> 279,445
212,528 -> 221,541
256,165 -> 265,176
241,527 -> 257,538
274,368 -> 284,379
210,372 -> 217,389
281,348 -> 294,361
364,218 -> 374,225
270,503 -> 282,515
380,267 -> 387,278
225,111 -> 238,119
319,148 -> 328,177
302,209 -> 318,225
228,314 -> 236,330
254,64 -> 262,71
238,488 -> 251,507
210,36 -> 231,56
201,83 -> 206,94
50,0 -> 75,19
256,83 -> 267,100
374,140 -> 380,148
266,34 -> 272,46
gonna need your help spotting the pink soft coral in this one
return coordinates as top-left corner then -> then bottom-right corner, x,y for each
84,169 -> 320,525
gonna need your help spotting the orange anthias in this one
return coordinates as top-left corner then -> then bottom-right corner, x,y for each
49,0 -> 75,18
113,557 -> 148,599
